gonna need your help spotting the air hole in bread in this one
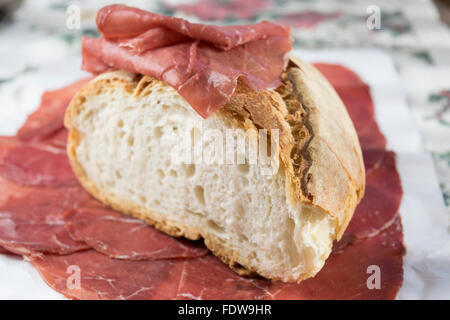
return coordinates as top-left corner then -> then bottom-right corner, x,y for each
183,164 -> 195,178
186,209 -> 204,217
115,170 -> 122,179
119,131 -> 125,139
231,261 -> 246,272
194,185 -> 205,206
139,195 -> 147,203
169,170 -> 178,178
190,127 -> 201,144
207,219 -> 225,234
127,135 -> 134,147
157,169 -> 165,179
241,176 -> 249,187
239,233 -> 249,242
237,163 -> 250,174
117,119 -> 124,128
154,126 -> 163,139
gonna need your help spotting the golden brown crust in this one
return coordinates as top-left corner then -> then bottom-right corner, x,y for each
64,56 -> 365,279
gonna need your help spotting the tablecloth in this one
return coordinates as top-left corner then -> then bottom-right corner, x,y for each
0,0 -> 449,299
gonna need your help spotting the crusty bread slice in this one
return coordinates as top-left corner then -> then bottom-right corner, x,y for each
64,56 -> 364,282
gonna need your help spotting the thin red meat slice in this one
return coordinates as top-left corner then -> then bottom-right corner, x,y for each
29,250 -> 183,300
82,5 -> 291,118
96,5 -> 289,49
313,63 -> 386,150
0,245 -> 10,254
43,128 -> 69,149
17,78 -> 91,143
64,207 -> 208,260
0,185 -> 91,256
118,27 -> 189,54
0,143 -> 77,187
29,217 -> 403,300
174,255 -> 270,300
336,150 -> 402,248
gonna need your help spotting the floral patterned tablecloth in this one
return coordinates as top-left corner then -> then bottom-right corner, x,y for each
0,0 -> 449,211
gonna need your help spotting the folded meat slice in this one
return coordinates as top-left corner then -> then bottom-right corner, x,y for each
64,207 -> 208,260
82,5 -> 292,118
96,4 -> 290,49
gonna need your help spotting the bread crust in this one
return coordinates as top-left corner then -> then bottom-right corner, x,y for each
64,56 -> 365,281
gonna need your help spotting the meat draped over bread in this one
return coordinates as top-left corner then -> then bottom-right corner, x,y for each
82,4 -> 292,118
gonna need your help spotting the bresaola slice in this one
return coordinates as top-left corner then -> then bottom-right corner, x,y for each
17,78 -> 91,144
29,250 -> 178,300
336,150 -> 403,248
96,5 -> 290,48
0,246 -> 10,254
82,5 -> 292,118
64,207 -> 208,260
0,144 -> 77,187
0,186 -> 91,256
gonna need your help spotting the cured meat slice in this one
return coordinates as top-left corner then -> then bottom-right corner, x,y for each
174,256 -> 270,300
118,27 -> 189,54
0,186 -> 91,256
336,150 -> 402,248
0,246 -> 10,254
0,143 -> 77,187
64,207 -> 208,260
30,250 -> 182,300
313,63 -> 386,150
29,217 -> 404,300
17,78 -> 91,143
96,5 -> 289,49
43,128 -> 69,149
82,5 -> 291,118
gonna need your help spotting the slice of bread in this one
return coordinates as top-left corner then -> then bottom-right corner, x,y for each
64,56 -> 365,282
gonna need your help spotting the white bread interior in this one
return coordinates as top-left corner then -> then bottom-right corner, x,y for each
64,56 -> 365,282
